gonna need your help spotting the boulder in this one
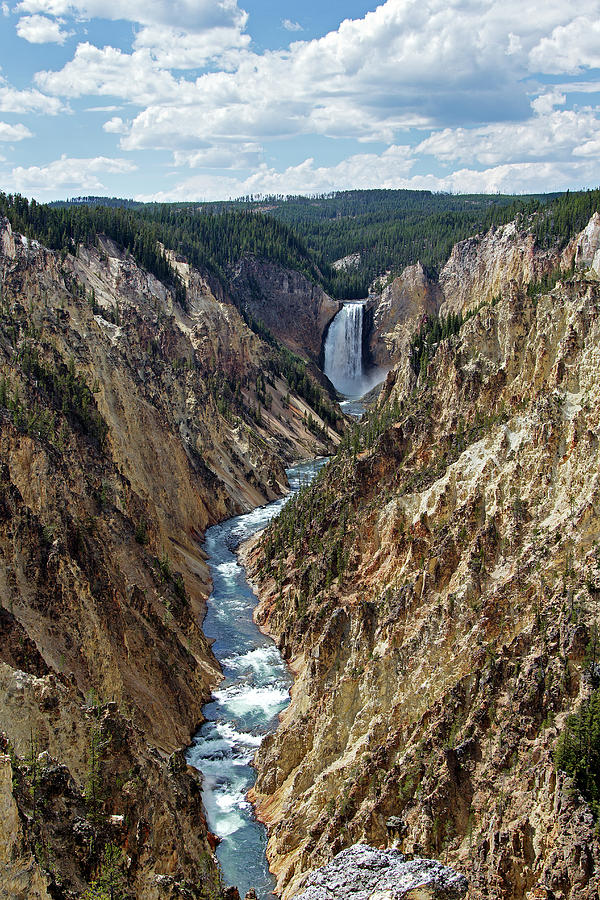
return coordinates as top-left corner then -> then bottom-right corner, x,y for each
293,844 -> 468,900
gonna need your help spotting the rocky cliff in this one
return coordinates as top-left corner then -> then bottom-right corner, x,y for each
294,844 -> 468,900
437,220 -> 561,318
0,218 -> 341,898
369,263 -> 441,366
368,216 -> 592,368
247,216 -> 600,900
229,257 -> 340,364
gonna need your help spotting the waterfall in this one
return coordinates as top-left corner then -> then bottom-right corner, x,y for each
323,301 -> 366,397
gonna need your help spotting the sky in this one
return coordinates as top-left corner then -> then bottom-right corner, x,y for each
0,0 -> 599,202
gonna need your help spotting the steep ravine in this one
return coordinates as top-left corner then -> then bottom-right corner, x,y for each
187,459 -> 327,899
246,219 -> 600,900
0,219 -> 341,899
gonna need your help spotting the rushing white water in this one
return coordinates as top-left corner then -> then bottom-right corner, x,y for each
324,301 -> 386,399
186,459 -> 327,899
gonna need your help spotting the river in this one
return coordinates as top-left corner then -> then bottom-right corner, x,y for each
186,458 -> 327,899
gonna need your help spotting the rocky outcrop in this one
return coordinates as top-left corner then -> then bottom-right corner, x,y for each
438,221 -> 561,317
572,211 -> 600,274
369,263 -> 442,365
294,845 -> 468,900
0,217 -> 339,737
332,252 -> 361,272
0,667 -> 226,899
247,219 -> 600,899
0,753 -> 51,900
229,257 -> 340,362
368,220 -> 578,368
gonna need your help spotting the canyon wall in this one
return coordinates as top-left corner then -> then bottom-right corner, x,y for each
437,220 -> 560,317
369,262 -> 441,366
229,257 -> 340,363
0,219 -> 340,899
247,217 -> 600,900
369,216 -> 595,368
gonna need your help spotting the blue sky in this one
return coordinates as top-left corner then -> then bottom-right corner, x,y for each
0,0 -> 599,201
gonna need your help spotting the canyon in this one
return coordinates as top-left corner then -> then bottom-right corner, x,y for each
1,197 -> 600,900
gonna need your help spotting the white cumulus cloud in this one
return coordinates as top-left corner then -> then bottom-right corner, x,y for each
16,0 -> 247,32
417,101 -> 600,167
416,160 -> 600,195
36,0 -> 600,156
138,152 -> 600,203
36,43 -> 187,104
0,121 -> 33,140
141,145 -> 415,201
529,16 -> 600,74
0,74 -> 66,114
573,139 -> 600,157
132,24 -> 250,69
102,116 -> 128,134
11,154 -> 137,192
530,90 -> 566,116
282,19 -> 302,32
16,13 -> 73,43
173,142 -> 262,169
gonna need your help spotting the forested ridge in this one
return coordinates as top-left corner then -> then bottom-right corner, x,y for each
211,188 -> 600,296
52,190 -> 546,298
1,192 -> 321,304
0,192 -> 188,307
6,187 -> 600,302
206,190 -> 551,296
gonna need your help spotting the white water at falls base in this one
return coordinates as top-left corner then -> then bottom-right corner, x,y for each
324,301 -> 385,399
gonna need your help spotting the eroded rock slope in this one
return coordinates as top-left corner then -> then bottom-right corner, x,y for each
369,214 -> 600,368
369,262 -> 441,366
247,217 -> 600,900
0,218 -> 340,899
229,257 -> 340,363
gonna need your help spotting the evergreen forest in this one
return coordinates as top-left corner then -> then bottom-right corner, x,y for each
2,186 -> 599,303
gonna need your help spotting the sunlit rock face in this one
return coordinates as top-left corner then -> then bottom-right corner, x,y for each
368,220 -> 567,371
0,217 -> 340,899
369,262 -> 441,366
438,220 -> 559,317
573,211 -> 600,274
247,216 -> 600,900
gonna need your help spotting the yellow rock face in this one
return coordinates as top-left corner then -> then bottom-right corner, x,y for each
248,226 -> 600,900
0,217 -> 341,897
